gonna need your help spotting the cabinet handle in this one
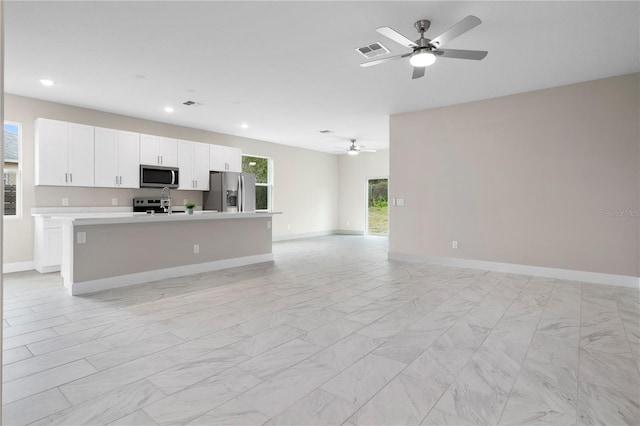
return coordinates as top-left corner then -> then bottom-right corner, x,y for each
116,176 -> 118,185
70,173 -> 73,183
119,176 -> 122,185
160,155 -> 163,165
195,179 -> 197,188
157,155 -> 160,164
65,173 -> 68,183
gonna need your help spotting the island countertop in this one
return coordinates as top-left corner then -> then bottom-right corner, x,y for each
45,211 -> 280,226
44,208 -> 280,295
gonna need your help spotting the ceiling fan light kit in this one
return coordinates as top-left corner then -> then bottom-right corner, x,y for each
409,51 -> 436,67
361,15 -> 488,79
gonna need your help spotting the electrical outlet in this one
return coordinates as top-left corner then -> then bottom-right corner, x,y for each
396,198 -> 405,207
112,198 -> 118,206
183,199 -> 188,206
452,240 -> 459,250
267,221 -> 272,229
287,224 -> 291,230
346,221 -> 350,226
193,244 -> 199,254
62,198 -> 69,206
77,232 -> 86,244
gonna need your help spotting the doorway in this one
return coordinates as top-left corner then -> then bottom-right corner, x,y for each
367,177 -> 389,235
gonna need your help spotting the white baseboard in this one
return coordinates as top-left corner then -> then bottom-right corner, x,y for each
272,230 -> 336,242
68,253 -> 274,296
3,261 -> 35,274
335,229 -> 366,236
388,252 -> 640,289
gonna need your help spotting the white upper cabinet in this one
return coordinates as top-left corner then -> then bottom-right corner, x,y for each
36,118 -> 95,187
95,127 -> 140,188
178,140 -> 210,190
140,134 -> 178,167
209,144 -> 242,172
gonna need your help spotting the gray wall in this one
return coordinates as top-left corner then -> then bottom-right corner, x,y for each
4,94 -> 339,264
389,73 -> 640,277
73,217 -> 272,282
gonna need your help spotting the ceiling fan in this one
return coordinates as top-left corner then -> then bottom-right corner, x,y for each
361,15 -> 488,79
338,139 -> 377,156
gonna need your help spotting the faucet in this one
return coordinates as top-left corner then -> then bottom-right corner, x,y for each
160,187 -> 172,215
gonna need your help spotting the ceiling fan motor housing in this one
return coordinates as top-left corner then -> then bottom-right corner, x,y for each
414,19 -> 431,33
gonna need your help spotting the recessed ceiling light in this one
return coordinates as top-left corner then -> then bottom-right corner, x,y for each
135,74 -> 145,80
40,79 -> 54,87
164,106 -> 174,113
241,123 -> 249,129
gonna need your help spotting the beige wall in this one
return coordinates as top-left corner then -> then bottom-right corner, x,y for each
390,73 -> 640,277
4,94 -> 339,264
337,150 -> 389,234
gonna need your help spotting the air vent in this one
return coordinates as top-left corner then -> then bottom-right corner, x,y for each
183,100 -> 202,106
355,42 -> 390,59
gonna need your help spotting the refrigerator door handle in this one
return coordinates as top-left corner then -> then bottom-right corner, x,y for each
237,175 -> 242,212
241,175 -> 246,213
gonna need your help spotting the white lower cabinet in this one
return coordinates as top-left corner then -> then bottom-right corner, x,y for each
34,217 -> 62,273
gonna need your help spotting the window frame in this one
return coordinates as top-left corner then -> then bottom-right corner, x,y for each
242,154 -> 273,212
4,121 -> 22,219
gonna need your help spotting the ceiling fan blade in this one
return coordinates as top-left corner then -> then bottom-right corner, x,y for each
412,66 -> 425,79
360,149 -> 377,153
376,26 -> 418,48
436,48 -> 488,60
430,15 -> 481,48
360,53 -> 411,67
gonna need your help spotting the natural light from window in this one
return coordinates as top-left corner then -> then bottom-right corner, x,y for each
242,155 -> 272,211
4,122 -> 20,216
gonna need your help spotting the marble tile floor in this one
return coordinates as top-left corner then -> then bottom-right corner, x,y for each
2,235 -> 639,425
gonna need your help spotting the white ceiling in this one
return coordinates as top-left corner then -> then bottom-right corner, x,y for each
4,1 -> 639,153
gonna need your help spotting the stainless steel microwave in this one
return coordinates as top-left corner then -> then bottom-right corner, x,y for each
140,165 -> 179,188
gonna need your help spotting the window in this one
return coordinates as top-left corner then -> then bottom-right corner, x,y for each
242,155 -> 272,211
4,122 -> 20,216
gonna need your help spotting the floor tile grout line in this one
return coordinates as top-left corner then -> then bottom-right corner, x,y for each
495,277 -> 559,425
416,273 -> 532,425
574,280 -> 585,424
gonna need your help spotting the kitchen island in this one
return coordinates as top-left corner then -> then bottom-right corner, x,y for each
54,211 -> 277,295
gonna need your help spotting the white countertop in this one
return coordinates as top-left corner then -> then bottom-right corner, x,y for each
33,209 -> 279,226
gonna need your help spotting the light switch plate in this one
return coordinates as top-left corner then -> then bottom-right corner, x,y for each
77,232 -> 86,244
62,198 -> 69,206
452,240 -> 459,249
112,198 -> 118,206
267,221 -> 272,229
396,198 -> 405,207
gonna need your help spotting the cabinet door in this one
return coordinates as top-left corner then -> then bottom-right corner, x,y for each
158,136 -> 178,167
67,123 -> 95,187
177,140 -> 194,190
36,119 -> 68,186
227,147 -> 243,172
193,142 -> 210,190
209,144 -> 228,172
140,134 -> 160,165
43,227 -> 62,266
118,131 -> 140,188
94,127 -> 119,187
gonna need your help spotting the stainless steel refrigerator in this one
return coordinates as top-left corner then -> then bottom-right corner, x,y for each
203,172 -> 256,212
